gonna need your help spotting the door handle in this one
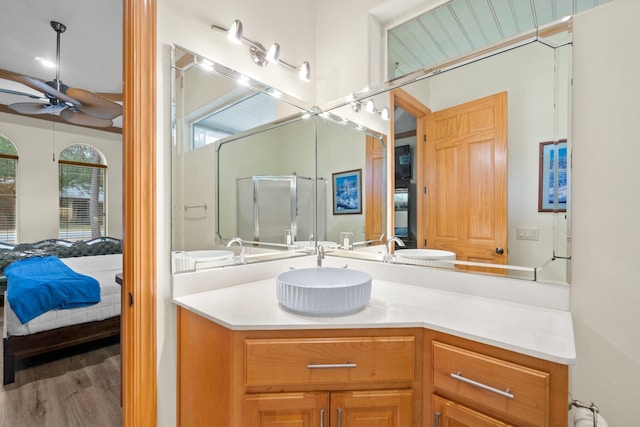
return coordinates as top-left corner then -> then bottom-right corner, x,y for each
495,247 -> 505,255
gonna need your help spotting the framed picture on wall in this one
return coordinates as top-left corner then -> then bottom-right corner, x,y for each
332,169 -> 362,215
538,139 -> 568,212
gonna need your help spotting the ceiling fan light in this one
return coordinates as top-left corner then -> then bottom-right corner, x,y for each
35,56 -> 55,68
266,43 -> 280,64
299,61 -> 310,81
227,20 -> 243,45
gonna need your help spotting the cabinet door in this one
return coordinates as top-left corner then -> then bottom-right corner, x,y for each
330,390 -> 412,427
244,392 -> 329,427
433,395 -> 512,427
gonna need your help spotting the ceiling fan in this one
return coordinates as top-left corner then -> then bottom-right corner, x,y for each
0,21 -> 122,128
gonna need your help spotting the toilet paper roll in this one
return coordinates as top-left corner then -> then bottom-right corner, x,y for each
574,407 -> 608,427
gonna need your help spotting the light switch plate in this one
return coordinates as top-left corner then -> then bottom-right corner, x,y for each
516,227 -> 539,241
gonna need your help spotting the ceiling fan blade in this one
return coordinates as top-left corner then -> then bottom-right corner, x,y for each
11,75 -> 79,105
0,88 -> 47,100
60,108 -> 113,128
9,102 -> 66,115
66,88 -> 123,119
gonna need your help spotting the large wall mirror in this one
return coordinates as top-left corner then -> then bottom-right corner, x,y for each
171,20 -> 572,285
325,31 -> 571,284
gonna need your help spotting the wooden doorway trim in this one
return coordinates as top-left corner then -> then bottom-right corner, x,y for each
390,89 -> 430,245
122,0 -> 157,426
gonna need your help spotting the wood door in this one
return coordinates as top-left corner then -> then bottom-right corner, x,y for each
330,389 -> 412,427
424,92 -> 508,269
432,395 -> 512,427
365,134 -> 385,244
244,392 -> 329,427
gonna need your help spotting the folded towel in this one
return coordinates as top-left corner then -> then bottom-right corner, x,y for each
6,255 -> 100,324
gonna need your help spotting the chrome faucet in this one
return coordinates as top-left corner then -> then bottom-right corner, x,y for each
383,237 -> 406,263
226,237 -> 246,264
317,244 -> 325,267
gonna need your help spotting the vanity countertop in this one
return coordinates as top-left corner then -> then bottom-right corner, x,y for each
174,276 -> 576,365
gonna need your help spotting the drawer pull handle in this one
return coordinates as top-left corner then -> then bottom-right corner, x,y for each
337,407 -> 343,427
307,360 -> 357,369
320,408 -> 324,427
450,372 -> 514,399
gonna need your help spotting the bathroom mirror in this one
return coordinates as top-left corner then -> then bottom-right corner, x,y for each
171,45 -> 316,270
171,24 -> 572,284
318,29 -> 571,283
216,116 -> 317,246
215,111 -> 388,252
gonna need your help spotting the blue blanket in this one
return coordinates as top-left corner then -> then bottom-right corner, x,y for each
6,256 -> 100,324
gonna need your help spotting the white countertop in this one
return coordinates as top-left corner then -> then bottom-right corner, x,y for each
174,276 -> 576,365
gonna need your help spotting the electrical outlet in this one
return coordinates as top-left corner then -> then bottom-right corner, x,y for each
516,227 -> 539,241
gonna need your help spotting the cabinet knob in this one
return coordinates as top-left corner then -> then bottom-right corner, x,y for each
495,247 -> 505,255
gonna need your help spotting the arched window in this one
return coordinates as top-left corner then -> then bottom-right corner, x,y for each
0,135 -> 17,243
59,145 -> 107,240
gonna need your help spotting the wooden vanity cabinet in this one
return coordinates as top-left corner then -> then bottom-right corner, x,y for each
177,307 -> 422,426
177,307 -> 569,427
423,331 -> 569,427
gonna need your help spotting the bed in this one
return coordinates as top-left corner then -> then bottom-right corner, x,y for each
1,237 -> 122,385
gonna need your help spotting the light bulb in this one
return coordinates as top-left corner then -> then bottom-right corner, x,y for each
227,20 -> 243,45
299,61 -> 310,81
365,99 -> 376,113
266,43 -> 280,64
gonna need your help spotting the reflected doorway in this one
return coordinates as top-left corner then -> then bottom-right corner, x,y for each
391,89 -> 508,271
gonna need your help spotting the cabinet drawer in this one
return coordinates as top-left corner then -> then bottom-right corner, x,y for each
432,341 -> 549,427
245,336 -> 415,387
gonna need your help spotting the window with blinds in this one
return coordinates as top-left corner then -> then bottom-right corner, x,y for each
59,145 -> 106,241
0,136 -> 17,243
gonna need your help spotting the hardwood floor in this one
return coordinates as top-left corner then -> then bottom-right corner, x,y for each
0,305 -> 123,427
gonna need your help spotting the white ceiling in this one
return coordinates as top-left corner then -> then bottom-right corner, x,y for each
0,0 -> 122,109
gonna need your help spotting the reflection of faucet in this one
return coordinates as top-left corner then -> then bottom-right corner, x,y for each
317,244 -> 325,267
383,237 -> 406,263
226,237 -> 246,264
352,233 -> 386,247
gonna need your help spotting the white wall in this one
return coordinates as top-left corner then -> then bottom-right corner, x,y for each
0,112 -> 122,242
571,0 -> 640,424
157,1 -> 317,424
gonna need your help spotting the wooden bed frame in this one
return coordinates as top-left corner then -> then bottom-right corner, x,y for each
3,315 -> 120,385
0,238 -> 123,385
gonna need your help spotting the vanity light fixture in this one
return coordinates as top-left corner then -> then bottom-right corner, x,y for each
351,99 -> 390,121
211,19 -> 311,82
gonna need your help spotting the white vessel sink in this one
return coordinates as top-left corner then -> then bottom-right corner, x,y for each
276,267 -> 372,316
394,249 -> 456,268
174,250 -> 234,271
